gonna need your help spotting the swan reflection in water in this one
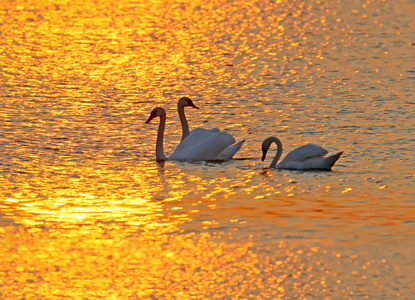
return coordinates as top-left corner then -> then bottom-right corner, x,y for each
145,100 -> 244,162
261,137 -> 342,171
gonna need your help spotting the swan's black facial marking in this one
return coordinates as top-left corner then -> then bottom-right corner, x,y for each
145,109 -> 158,124
261,145 -> 268,161
186,98 -> 199,109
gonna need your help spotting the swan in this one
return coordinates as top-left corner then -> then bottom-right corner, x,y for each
176,97 -> 244,158
177,96 -> 199,141
145,107 -> 244,161
261,137 -> 342,170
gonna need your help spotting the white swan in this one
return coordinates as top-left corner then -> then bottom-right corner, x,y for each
176,97 -> 245,160
177,96 -> 199,141
176,97 -> 244,159
261,137 -> 342,170
145,107 -> 244,161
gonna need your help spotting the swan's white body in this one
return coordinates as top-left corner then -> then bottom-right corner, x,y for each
262,137 -> 342,170
176,97 -> 244,159
170,128 -> 244,161
146,107 -> 244,162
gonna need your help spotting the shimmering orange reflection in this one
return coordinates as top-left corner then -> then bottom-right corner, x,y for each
3,195 -> 163,227
0,161 -> 192,231
0,226 -> 406,299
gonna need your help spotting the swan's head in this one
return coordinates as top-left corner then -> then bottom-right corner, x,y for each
178,97 -> 199,109
261,137 -> 273,161
145,107 -> 165,124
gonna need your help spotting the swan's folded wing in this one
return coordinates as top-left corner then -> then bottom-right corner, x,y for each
190,131 -> 236,161
281,152 -> 342,170
190,128 -> 220,134
172,128 -> 220,154
284,143 -> 328,161
169,129 -> 236,161
216,139 -> 245,160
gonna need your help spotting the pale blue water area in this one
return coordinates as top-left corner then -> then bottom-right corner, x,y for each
0,0 -> 414,298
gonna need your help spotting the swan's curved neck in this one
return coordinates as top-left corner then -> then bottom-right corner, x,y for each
269,137 -> 283,168
178,103 -> 189,141
155,114 -> 168,161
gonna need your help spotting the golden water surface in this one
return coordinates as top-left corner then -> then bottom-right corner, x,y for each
0,0 -> 414,298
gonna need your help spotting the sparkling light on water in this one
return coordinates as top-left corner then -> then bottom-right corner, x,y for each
0,0 -> 414,298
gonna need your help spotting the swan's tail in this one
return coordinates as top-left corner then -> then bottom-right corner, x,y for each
216,139 -> 245,160
325,151 -> 343,169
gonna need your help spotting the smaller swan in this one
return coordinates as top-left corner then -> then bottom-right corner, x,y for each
261,137 -> 342,170
177,97 -> 199,141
